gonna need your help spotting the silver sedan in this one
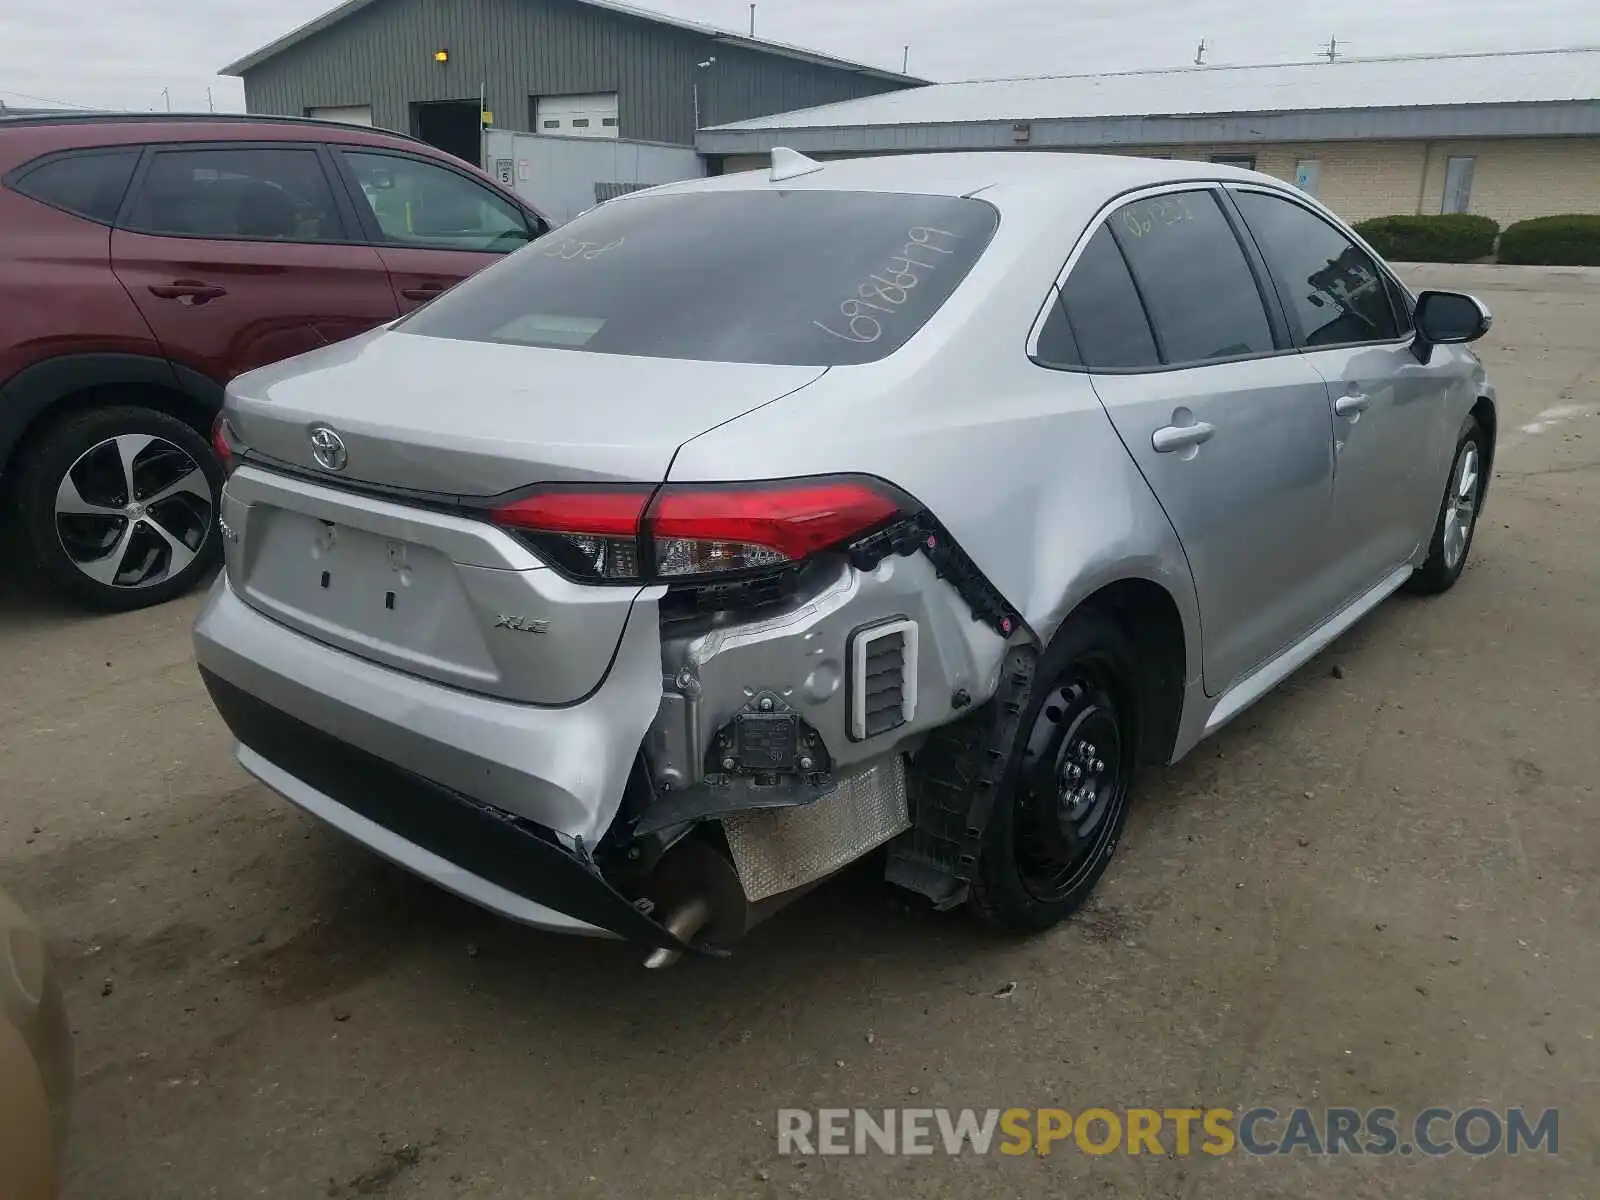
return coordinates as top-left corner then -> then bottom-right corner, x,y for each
195,149 -> 1494,960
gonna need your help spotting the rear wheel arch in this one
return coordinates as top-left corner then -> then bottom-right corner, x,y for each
1071,577 -> 1189,768
0,353 -> 221,481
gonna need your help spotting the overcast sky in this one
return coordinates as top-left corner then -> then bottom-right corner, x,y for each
2,0 -> 1596,113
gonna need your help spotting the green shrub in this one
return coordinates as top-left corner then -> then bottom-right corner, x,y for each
1497,215 -> 1600,266
1352,214 -> 1499,263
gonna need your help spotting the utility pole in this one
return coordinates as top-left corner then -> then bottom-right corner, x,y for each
206,86 -> 214,112
161,87 -> 170,112
902,44 -> 910,74
748,3 -> 755,35
1321,36 -> 1340,62
1193,38 -> 1207,66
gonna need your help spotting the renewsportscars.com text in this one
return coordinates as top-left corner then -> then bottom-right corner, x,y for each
777,1106 -> 1559,1158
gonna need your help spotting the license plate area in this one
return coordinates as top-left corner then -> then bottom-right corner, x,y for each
241,508 -> 493,678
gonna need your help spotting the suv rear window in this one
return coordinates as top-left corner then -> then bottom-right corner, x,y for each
10,148 -> 140,224
401,189 -> 1000,365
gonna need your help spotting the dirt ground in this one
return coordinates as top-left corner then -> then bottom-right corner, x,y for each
2,264 -> 1597,1199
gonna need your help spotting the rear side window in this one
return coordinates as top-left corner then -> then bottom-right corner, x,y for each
10,148 -> 140,224
1109,191 -> 1275,366
402,189 -> 1000,365
1232,190 -> 1402,347
1049,225 -> 1161,370
122,146 -> 344,242
340,150 -> 533,253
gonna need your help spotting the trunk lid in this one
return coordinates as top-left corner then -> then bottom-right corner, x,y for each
226,327 -> 829,495
221,330 -> 828,704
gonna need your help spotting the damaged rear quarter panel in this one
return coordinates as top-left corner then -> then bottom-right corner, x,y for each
664,316 -> 1203,696
649,553 -> 1008,795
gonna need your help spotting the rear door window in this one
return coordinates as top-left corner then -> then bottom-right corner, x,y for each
402,189 -> 1000,365
122,146 -> 346,242
339,151 -> 533,253
1109,190 -> 1276,365
9,148 -> 141,224
1046,225 -> 1161,371
1232,189 -> 1403,347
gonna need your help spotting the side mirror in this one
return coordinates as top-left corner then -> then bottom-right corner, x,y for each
1415,290 -> 1492,345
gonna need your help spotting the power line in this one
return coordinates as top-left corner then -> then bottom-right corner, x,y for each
0,87 -> 97,110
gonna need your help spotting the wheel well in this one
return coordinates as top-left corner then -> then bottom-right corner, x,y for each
1077,578 -> 1187,767
9,381 -> 213,468
1472,395 -> 1497,496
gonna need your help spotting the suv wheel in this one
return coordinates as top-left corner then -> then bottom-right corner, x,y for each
16,405 -> 222,611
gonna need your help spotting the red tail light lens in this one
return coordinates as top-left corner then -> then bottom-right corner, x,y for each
211,414 -> 237,476
492,487 -> 649,581
491,478 -> 904,584
649,481 -> 902,578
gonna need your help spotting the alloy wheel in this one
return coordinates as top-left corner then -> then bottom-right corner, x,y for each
54,434 -> 214,590
1442,442 -> 1480,570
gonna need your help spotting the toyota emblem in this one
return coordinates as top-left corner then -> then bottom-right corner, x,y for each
309,425 -> 348,472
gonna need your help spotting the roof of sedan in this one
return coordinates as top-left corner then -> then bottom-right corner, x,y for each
644,149 -> 1263,202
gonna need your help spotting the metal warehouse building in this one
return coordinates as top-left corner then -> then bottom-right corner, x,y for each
699,47 -> 1600,228
221,0 -> 920,170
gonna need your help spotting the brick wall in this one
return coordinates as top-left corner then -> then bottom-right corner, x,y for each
1415,138 -> 1600,224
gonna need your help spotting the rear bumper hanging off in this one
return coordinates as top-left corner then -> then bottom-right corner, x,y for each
199,668 -> 714,955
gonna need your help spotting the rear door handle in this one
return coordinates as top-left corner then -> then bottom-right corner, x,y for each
148,280 -> 227,304
1334,393 -> 1372,417
400,282 -> 449,301
1152,421 -> 1215,454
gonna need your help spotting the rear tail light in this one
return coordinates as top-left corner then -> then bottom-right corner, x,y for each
211,414 -> 237,477
491,478 -> 906,585
492,488 -> 647,580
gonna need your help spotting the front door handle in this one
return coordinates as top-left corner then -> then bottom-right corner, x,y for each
400,282 -> 449,302
1334,393 -> 1372,417
148,280 -> 227,305
1152,421 -> 1216,454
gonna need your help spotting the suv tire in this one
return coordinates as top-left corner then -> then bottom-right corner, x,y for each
16,405 -> 222,611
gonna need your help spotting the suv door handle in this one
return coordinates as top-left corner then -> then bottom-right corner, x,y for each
400,282 -> 448,301
1334,393 -> 1372,417
1152,421 -> 1216,454
149,281 -> 227,305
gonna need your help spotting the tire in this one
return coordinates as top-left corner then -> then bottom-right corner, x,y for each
15,405 -> 223,611
917,610 -> 1140,934
1405,416 -> 1485,596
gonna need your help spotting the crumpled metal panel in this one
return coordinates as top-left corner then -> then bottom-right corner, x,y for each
721,758 -> 910,902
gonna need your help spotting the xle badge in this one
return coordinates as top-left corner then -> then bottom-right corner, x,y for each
495,614 -> 550,634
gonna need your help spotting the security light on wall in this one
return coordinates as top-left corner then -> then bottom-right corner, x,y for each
434,48 -> 450,63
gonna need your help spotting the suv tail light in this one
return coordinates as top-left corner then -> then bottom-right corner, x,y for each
211,414 -> 238,477
492,478 -> 906,585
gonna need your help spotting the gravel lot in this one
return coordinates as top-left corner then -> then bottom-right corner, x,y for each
2,264 -> 1597,1199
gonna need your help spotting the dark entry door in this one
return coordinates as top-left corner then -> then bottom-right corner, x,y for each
412,101 -> 482,167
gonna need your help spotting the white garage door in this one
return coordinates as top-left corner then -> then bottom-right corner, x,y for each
307,105 -> 374,126
535,93 -> 619,139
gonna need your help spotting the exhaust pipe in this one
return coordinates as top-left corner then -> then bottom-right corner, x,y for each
643,896 -> 713,970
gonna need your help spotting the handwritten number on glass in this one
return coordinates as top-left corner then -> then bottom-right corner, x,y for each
1118,195 -> 1196,238
813,227 -> 961,343
540,237 -> 626,261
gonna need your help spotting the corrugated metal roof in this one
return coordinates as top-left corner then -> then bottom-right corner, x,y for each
220,0 -> 925,83
708,47 -> 1600,131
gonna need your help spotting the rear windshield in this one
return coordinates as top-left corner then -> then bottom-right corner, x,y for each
400,189 -> 1000,365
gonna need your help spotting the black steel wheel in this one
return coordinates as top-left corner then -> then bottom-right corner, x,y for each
1012,662 -> 1131,904
968,610 -> 1139,933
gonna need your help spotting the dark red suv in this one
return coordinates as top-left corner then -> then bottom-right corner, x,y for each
0,113 -> 549,609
